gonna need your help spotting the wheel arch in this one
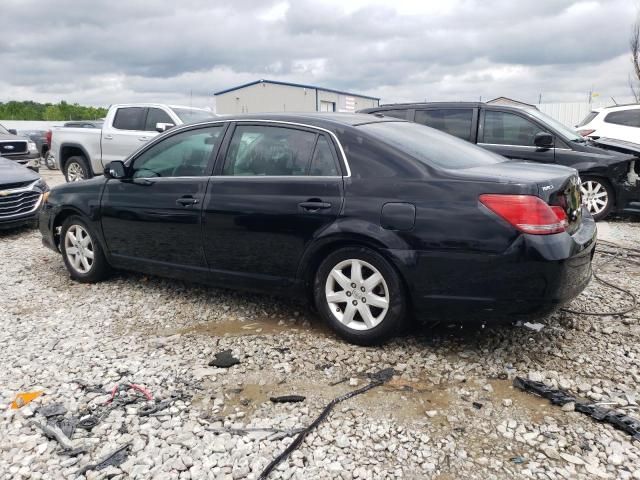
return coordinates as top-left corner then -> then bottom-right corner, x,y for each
59,143 -> 94,176
52,207 -> 93,248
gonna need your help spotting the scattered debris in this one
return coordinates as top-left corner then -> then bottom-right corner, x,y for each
10,391 -> 43,409
139,392 -> 187,417
76,442 -> 132,476
257,368 -> 395,480
37,403 -> 67,418
106,383 -> 153,404
208,349 -> 240,368
206,426 -> 304,441
472,402 -> 483,409
329,377 -> 348,387
270,395 -> 305,403
510,456 -> 525,464
30,419 -> 87,454
513,377 -> 640,440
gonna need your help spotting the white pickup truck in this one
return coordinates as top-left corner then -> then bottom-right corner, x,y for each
50,103 -> 215,181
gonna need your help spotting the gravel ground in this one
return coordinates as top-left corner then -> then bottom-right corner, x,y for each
1,170 -> 640,480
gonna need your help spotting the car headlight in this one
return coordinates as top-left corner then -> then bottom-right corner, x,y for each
28,141 -> 38,153
33,178 -> 49,193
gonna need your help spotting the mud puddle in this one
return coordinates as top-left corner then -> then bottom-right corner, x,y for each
176,314 -> 331,338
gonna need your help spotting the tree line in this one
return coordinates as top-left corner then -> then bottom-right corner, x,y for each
0,101 -> 107,121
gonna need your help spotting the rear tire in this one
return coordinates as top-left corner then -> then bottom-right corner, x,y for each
581,176 -> 613,221
64,156 -> 91,182
44,151 -> 56,170
313,246 -> 407,345
60,215 -> 110,283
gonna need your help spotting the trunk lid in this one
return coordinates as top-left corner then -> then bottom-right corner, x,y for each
536,172 -> 583,234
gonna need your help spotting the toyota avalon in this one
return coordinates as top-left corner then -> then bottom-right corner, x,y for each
39,114 -> 596,344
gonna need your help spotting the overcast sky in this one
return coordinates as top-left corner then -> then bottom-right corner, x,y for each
2,0 -> 637,109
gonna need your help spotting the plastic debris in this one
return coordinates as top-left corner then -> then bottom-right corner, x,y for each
472,402 -> 483,409
513,377 -> 640,441
208,349 -> 240,368
106,383 -> 153,404
522,322 -> 545,332
38,403 -> 67,418
76,442 -> 132,476
30,419 -> 87,454
511,456 -> 525,464
10,391 -> 43,409
138,392 -> 187,417
270,395 -> 306,403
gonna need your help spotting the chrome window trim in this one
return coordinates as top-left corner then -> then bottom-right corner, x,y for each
137,118 -> 352,178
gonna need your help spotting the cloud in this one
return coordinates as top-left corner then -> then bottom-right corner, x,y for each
0,0 -> 636,109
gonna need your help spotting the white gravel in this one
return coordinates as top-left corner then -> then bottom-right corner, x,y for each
1,170 -> 640,480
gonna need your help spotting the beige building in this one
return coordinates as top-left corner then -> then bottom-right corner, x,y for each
214,79 -> 379,114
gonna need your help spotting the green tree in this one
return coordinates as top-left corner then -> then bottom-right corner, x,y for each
0,101 -> 107,121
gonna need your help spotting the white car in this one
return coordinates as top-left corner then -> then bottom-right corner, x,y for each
576,104 -> 640,145
50,104 -> 215,182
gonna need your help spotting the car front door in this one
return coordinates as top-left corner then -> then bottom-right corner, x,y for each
202,122 -> 344,291
102,107 -> 164,163
101,124 -> 226,272
478,109 -> 555,163
414,108 -> 477,142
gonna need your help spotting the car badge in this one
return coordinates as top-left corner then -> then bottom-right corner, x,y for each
3,145 -> 15,150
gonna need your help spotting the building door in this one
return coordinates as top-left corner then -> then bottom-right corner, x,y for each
320,101 -> 336,112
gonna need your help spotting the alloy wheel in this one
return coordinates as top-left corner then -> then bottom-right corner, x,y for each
580,180 -> 608,216
325,258 -> 389,331
67,162 -> 85,182
64,225 -> 95,274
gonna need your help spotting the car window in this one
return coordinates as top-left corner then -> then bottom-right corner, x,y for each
415,109 -> 473,141
132,126 -> 224,178
309,135 -> 339,176
378,110 -> 408,120
145,108 -> 174,131
577,111 -> 599,127
604,110 -> 640,128
482,110 -> 544,146
223,125 -> 317,176
112,107 -> 146,131
358,121 -> 506,170
172,108 -> 215,124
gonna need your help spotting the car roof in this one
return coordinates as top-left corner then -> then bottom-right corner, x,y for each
198,112 -> 402,130
601,104 -> 640,112
358,102 -> 540,114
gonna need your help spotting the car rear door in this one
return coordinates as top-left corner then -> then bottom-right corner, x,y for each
477,108 -> 555,163
413,107 -> 478,142
101,124 -> 226,272
602,109 -> 640,144
202,121 -> 344,291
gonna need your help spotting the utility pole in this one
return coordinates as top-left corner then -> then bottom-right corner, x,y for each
538,93 -> 542,104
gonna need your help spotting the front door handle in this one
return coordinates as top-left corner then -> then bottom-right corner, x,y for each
138,136 -> 149,141
103,135 -> 113,140
176,196 -> 199,207
298,200 -> 331,212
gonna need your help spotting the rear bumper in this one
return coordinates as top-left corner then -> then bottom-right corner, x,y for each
388,213 -> 597,322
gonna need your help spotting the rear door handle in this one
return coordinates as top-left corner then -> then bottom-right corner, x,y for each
298,200 -> 331,211
176,196 -> 199,207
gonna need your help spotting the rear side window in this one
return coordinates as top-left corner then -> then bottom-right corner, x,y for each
604,110 -> 640,128
112,107 -> 146,130
482,111 -> 544,146
309,136 -> 339,176
577,111 -> 599,127
415,109 -> 473,141
223,125 -> 317,176
145,108 -> 174,131
358,121 -> 506,170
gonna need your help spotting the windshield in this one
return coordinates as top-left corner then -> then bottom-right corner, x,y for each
525,108 -> 582,141
172,108 -> 215,124
0,124 -> 9,134
358,121 -> 507,170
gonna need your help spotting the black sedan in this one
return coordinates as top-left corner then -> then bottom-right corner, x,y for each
40,114 -> 595,344
0,157 -> 49,229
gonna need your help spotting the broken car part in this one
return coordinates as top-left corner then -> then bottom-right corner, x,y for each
513,377 -> 640,441
208,349 -> 240,368
257,368 -> 396,480
10,391 -> 43,409
270,395 -> 306,403
37,403 -> 67,418
30,419 -> 87,454
76,442 -> 132,476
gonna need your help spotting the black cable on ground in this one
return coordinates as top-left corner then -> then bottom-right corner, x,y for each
560,240 -> 637,316
257,369 -> 394,480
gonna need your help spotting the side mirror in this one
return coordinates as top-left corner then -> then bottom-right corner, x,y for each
8,129 -> 17,135
155,122 -> 175,133
104,160 -> 127,179
534,132 -> 554,148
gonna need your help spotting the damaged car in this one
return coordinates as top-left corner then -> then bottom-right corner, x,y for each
359,102 -> 640,220
40,114 -> 595,345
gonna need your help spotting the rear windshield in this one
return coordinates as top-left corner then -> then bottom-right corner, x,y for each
357,121 -> 507,170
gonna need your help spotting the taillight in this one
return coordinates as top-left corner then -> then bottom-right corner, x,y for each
479,194 -> 567,235
45,130 -> 52,145
578,129 -> 595,137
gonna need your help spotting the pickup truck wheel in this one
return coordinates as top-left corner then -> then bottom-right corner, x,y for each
60,215 -> 110,282
44,151 -> 57,170
580,176 -> 613,221
64,156 -> 91,182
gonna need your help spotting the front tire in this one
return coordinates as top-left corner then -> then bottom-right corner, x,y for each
581,176 -> 613,221
60,215 -> 110,283
64,156 -> 91,182
314,246 -> 407,345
